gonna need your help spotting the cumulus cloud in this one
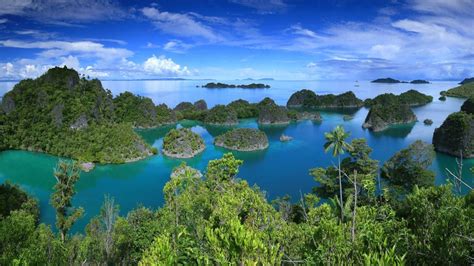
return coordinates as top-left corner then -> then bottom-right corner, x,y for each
143,55 -> 191,77
142,7 -> 220,42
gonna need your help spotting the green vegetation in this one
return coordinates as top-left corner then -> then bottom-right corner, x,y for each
363,103 -> 417,132
0,182 -> 38,220
433,111 -> 474,158
439,96 -> 446,101
204,105 -> 238,125
227,99 -> 258,118
0,67 -> 153,163
173,101 -> 206,120
51,160 -> 84,241
371,77 -> 401,83
287,89 -> 363,109
2,141 -> 473,264
459,77 -> 474,85
214,128 -> 268,151
203,82 -> 270,89
257,97 -> 290,125
445,82 -> 474,98
365,90 -> 433,107
461,97 -> 474,114
162,128 -> 205,158
381,140 -> 435,193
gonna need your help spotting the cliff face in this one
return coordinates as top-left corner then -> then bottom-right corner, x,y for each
204,105 -> 238,125
363,104 -> 417,132
460,97 -> 474,114
433,112 -> 474,158
286,90 -> 363,109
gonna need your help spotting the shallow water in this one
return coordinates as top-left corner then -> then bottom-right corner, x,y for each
0,80 -> 472,232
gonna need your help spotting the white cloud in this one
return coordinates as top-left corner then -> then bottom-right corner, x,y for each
142,7 -> 220,42
143,55 -> 191,77
163,40 -> 193,53
369,44 -> 400,60
229,0 -> 286,14
0,0 -> 127,24
0,18 -> 8,24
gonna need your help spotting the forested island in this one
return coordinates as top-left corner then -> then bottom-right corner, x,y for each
162,128 -> 205,158
445,82 -> 474,98
371,77 -> 401,83
0,67 -> 156,163
214,128 -> 269,151
459,77 -> 474,85
433,97 -> 474,158
286,90 -> 363,109
202,82 -> 270,89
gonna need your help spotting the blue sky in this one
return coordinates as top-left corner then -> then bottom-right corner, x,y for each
0,0 -> 472,80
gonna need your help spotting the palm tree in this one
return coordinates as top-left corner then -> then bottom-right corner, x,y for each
324,125 -> 352,222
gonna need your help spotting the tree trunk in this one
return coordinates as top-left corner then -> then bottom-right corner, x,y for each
338,156 -> 344,223
351,170 -> 357,243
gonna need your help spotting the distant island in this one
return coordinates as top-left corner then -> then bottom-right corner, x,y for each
371,78 -> 401,83
202,82 -> 270,89
459,77 -> 474,85
371,78 -> 430,84
410,80 -> 430,84
214,128 -> 269,151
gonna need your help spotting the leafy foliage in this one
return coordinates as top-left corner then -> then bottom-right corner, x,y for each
162,128 -> 205,158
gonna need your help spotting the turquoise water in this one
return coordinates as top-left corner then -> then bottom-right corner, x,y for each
0,80 -> 473,232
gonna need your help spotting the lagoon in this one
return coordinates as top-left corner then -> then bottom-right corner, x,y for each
0,80 -> 473,232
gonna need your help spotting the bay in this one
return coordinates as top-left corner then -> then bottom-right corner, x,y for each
0,79 -> 472,233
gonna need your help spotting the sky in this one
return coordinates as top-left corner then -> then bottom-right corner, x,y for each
0,0 -> 472,81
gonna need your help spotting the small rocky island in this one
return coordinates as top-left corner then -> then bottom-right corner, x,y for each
363,103 -> 417,132
214,128 -> 269,151
204,105 -> 238,125
203,82 -> 270,89
162,128 -> 205,158
287,90 -> 363,109
257,98 -> 290,125
424,119 -> 433,125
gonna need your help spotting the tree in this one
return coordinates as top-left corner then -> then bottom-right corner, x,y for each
50,160 -> 84,242
381,140 -> 435,194
101,195 -> 119,262
323,126 -> 352,222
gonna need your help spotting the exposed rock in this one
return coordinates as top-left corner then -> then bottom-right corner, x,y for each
80,162 -> 95,172
258,104 -> 290,125
171,164 -> 202,179
174,101 -> 195,111
280,134 -> 293,142
461,97 -> 474,114
162,128 -> 205,158
363,104 -> 417,132
294,111 -> 321,121
214,128 -> 269,151
204,105 -> 238,125
1,95 -> 15,114
433,112 -> 474,158
193,99 -> 208,110
70,114 -> 88,130
424,119 -> 433,125
51,104 -> 64,127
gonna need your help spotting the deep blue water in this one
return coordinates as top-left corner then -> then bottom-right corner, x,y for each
0,80 -> 472,232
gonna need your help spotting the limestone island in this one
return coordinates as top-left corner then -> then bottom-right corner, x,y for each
203,82 -> 270,89
0,67 -> 154,164
433,100 -> 474,158
364,90 -> 433,107
445,82 -> 474,98
410,80 -> 430,84
162,128 -> 205,158
363,103 -> 417,132
257,98 -> 291,125
371,78 -> 401,83
214,128 -> 269,151
424,119 -> 433,125
204,105 -> 238,125
459,77 -> 474,85
287,90 -> 363,109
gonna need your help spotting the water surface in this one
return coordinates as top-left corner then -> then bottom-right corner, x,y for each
0,80 -> 472,232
